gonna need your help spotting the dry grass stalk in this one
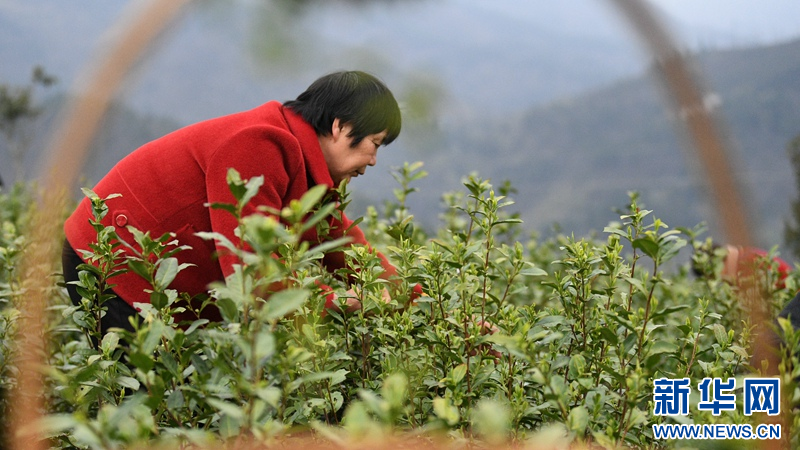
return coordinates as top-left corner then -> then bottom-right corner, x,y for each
606,1 -> 785,449
8,1 -> 189,449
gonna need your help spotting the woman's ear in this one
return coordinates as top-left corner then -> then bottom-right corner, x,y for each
330,118 -> 352,143
331,118 -> 342,141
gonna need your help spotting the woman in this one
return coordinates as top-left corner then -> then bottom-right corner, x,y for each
62,71 -> 415,335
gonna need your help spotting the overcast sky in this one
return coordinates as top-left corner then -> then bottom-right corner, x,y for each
648,0 -> 800,45
476,0 -> 800,48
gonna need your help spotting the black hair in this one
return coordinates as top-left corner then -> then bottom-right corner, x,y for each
284,71 -> 401,147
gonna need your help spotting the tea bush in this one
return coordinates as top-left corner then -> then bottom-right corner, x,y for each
0,162 -> 798,449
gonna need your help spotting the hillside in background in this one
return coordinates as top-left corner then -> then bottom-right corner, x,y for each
0,0 -> 647,124
4,95 -> 182,188
396,38 -> 800,256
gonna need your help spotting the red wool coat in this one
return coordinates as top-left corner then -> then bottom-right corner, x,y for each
64,101 -> 399,321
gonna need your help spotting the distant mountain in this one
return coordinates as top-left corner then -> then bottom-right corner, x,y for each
0,0 -> 649,123
397,38 -> 800,257
0,95 -> 182,187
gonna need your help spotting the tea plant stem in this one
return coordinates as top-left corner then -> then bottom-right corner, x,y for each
248,330 -> 260,430
594,264 -> 617,383
278,384 -> 287,422
620,385 -> 648,447
498,279 -> 512,309
618,396 -> 631,445
359,307 -> 370,389
616,264 -> 660,440
580,274 -> 588,350
636,261 -> 659,365
506,354 -> 515,402
324,380 -> 339,425
615,347 -> 633,437
626,251 -> 639,313
464,197 -> 479,246
361,334 -> 369,389
547,371 -> 570,422
614,244 -> 642,417
436,281 -> 447,326
682,305 -> 707,377
684,330 -> 702,378
463,308 -> 472,398
405,350 -> 420,427
163,393 -> 183,426
433,269 -> 449,339
455,242 -> 473,398
342,311 -> 351,355
480,229 -> 492,330
497,254 -> 523,308
306,353 -> 339,425
93,282 -> 105,344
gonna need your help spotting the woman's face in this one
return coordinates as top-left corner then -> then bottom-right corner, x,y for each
319,118 -> 387,186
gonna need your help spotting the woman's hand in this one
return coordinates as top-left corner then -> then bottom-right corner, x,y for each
329,287 -> 392,314
470,317 -> 501,359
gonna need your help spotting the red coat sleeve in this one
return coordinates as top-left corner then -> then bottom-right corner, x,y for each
320,210 -> 398,280
320,211 -> 423,310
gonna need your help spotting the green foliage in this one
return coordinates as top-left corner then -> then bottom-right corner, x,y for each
0,164 -> 798,448
0,66 -> 57,182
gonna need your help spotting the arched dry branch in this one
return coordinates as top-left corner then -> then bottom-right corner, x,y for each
8,2 -> 190,449
606,1 -> 784,449
606,0 -> 754,247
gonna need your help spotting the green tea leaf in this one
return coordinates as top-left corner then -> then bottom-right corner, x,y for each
154,257 -> 179,290
263,288 -> 308,321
